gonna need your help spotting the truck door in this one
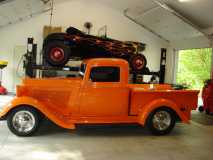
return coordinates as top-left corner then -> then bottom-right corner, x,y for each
79,66 -> 129,116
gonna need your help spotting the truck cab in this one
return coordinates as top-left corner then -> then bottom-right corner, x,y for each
78,59 -> 130,116
0,58 -> 199,136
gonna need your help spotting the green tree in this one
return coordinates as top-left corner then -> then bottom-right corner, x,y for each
176,48 -> 212,90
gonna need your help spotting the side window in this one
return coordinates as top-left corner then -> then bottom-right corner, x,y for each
90,66 -> 120,82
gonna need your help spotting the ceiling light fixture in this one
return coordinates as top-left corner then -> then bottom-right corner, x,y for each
179,0 -> 192,2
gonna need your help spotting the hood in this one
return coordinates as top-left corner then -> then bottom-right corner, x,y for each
21,77 -> 82,87
16,77 -> 82,97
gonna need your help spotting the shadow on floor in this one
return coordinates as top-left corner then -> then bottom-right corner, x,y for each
35,119 -> 182,137
192,112 -> 213,125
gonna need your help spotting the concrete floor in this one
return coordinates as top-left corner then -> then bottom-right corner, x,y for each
0,95 -> 213,160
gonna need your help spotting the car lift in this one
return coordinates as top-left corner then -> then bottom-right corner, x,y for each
24,38 -> 166,84
0,60 -> 8,95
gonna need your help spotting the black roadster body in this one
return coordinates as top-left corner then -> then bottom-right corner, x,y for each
43,27 -> 147,72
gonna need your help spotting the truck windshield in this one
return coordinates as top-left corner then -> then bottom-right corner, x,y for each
79,63 -> 87,78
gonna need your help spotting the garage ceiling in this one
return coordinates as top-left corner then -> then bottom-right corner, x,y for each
95,0 -> 213,48
0,0 -> 51,28
163,0 -> 213,29
0,0 -> 212,31
1,0 -> 212,30
124,0 -> 208,43
97,0 -> 213,30
0,0 -> 212,48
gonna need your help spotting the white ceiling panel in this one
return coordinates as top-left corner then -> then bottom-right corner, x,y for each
124,0 -> 210,48
96,0 -> 213,29
134,6 -> 202,41
163,0 -> 213,29
0,0 -> 51,28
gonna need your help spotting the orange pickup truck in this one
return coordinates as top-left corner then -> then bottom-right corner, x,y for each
0,58 -> 199,136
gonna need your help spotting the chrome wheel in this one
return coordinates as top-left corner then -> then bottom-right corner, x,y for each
12,111 -> 36,133
152,110 -> 171,131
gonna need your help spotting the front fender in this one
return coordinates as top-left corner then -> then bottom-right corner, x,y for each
0,96 -> 41,118
0,96 -> 75,129
43,33 -> 67,47
138,98 -> 189,125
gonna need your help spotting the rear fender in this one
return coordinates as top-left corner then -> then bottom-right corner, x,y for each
138,98 -> 189,125
0,96 -> 75,129
43,33 -> 67,46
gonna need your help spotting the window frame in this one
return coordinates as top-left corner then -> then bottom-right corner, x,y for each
89,66 -> 121,83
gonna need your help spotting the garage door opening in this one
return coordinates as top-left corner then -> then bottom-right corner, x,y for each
176,48 -> 212,91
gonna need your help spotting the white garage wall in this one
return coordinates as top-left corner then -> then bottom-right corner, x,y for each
0,0 -> 169,92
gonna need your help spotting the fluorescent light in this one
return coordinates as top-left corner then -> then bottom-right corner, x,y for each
179,0 -> 192,2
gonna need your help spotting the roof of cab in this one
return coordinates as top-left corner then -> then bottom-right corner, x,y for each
83,58 -> 129,66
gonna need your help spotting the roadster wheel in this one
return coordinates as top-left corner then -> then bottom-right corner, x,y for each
7,107 -> 40,136
130,54 -> 147,72
50,47 -> 65,62
146,108 -> 176,135
44,41 -> 70,66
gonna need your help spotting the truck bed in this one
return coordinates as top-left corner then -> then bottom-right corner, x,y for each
129,86 -> 198,116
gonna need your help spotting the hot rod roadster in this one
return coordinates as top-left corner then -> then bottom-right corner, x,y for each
43,27 -> 147,72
